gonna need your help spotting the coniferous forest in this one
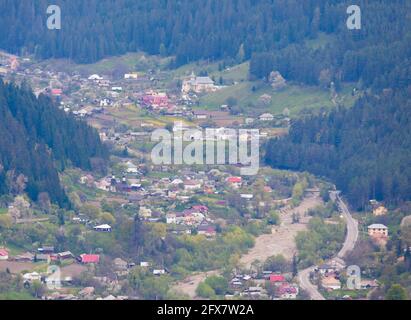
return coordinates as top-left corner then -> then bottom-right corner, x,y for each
266,87 -> 411,210
0,80 -> 108,206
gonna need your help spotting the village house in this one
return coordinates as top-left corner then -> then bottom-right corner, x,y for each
124,72 -> 138,80
35,254 -> 51,263
321,275 -> 341,290
79,254 -> 100,264
57,251 -> 74,261
317,263 -> 337,275
276,284 -> 298,299
113,258 -> 128,271
153,269 -> 166,276
166,213 -> 177,224
197,224 -> 217,238
373,205 -> 388,216
259,113 -> 274,121
182,73 -> 217,94
139,206 -> 152,219
226,176 -> 242,189
269,274 -> 286,285
368,224 -> 388,237
183,180 -> 202,191
23,272 -> 42,283
142,91 -> 169,109
88,74 -> 103,81
14,252 -> 35,262
0,248 -> 9,260
93,224 -> 112,232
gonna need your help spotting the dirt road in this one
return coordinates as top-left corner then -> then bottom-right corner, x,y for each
171,194 -> 322,298
239,194 -> 322,268
172,270 -> 219,299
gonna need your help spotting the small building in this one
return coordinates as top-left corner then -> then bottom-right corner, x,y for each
88,74 -> 103,81
93,224 -> 112,233
276,285 -> 298,299
57,251 -> 74,261
23,272 -> 41,283
259,113 -> 274,121
321,275 -> 341,290
183,180 -> 202,191
197,224 -> 217,238
182,73 -> 216,94
79,254 -> 100,264
14,252 -> 35,262
0,248 -> 9,261
317,263 -> 337,275
124,72 -> 138,80
368,224 -> 388,237
269,274 -> 286,284
111,86 -> 123,92
373,206 -> 388,216
153,269 -> 166,276
35,254 -> 51,263
166,213 -> 177,224
113,258 -> 128,271
38,246 -> 55,254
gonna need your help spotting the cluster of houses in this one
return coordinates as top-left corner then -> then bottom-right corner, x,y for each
314,260 -> 380,295
225,271 -> 299,300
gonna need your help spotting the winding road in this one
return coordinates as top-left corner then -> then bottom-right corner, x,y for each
297,191 -> 359,300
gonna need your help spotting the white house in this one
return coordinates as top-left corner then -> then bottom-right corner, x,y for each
125,161 -> 139,174
184,180 -> 202,191
88,74 -> 103,81
166,213 -> 177,224
93,224 -> 112,232
259,113 -> 274,121
124,73 -> 138,80
23,272 -> 41,282
153,269 -> 166,276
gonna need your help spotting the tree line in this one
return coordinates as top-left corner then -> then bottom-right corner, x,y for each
266,87 -> 411,209
0,80 -> 108,206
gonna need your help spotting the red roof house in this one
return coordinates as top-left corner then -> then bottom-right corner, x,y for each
227,177 -> 242,184
269,274 -> 286,283
51,88 -> 63,96
192,205 -> 209,213
0,248 -> 9,260
79,254 -> 100,264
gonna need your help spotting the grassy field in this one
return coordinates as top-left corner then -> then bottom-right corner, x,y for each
199,81 -> 338,116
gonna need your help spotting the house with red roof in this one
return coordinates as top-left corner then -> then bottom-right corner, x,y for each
269,274 -> 286,284
0,248 -> 9,261
51,88 -> 62,96
79,254 -> 100,264
192,205 -> 209,213
276,284 -> 298,299
226,176 -> 242,189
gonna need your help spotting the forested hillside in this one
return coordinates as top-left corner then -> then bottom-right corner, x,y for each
1,0 -> 408,76
266,87 -> 411,209
0,80 -> 108,206
250,1 -> 411,90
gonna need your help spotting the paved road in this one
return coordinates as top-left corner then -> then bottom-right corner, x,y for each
335,192 -> 359,259
297,191 -> 358,300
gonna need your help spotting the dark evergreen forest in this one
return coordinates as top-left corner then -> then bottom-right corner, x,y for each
266,87 -> 411,209
0,80 -> 108,206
